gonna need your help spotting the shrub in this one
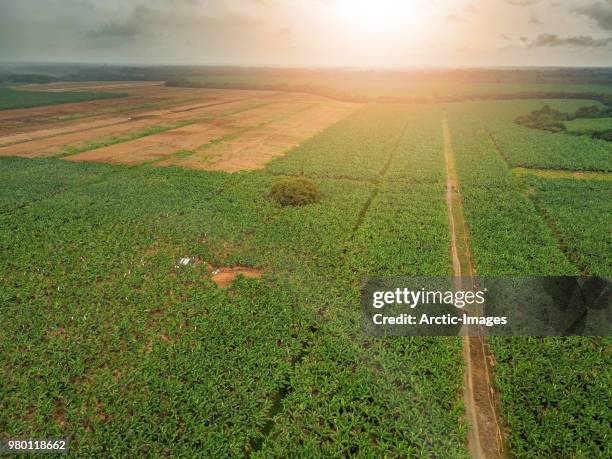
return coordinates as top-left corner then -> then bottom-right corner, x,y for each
515,105 -> 569,133
592,129 -> 612,142
270,177 -> 320,207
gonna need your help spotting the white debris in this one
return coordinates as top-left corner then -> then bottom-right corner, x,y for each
178,257 -> 193,266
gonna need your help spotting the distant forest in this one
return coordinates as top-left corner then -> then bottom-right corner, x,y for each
2,63 -> 612,85
2,64 -> 612,104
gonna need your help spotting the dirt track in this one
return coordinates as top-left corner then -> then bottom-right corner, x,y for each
443,110 -> 506,459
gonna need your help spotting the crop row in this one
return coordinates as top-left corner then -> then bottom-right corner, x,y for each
446,104 -> 575,274
267,104 -> 445,183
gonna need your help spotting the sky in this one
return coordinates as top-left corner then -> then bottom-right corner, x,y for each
0,0 -> 611,67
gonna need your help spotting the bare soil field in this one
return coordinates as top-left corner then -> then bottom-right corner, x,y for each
64,121 -> 232,165
65,99 -> 316,166
0,84 -> 248,134
173,102 -> 357,171
1,82 -> 360,170
0,94 -> 278,157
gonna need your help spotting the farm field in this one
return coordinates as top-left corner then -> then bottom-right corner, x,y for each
1,102 -> 470,457
1,82 -> 611,457
518,174 -> 612,275
464,100 -> 612,172
183,73 -> 612,100
564,117 -> 612,132
447,103 -> 611,457
0,83 -> 283,136
0,83 -> 358,170
0,87 -> 127,111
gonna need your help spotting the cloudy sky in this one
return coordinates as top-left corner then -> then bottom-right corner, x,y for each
0,0 -> 611,67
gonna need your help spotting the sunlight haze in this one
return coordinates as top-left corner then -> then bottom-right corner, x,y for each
0,0 -> 611,66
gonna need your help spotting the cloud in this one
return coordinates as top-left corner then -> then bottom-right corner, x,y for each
276,27 -> 291,37
85,3 -> 263,48
87,20 -> 141,42
246,0 -> 277,5
574,2 -> 612,31
1,0 -> 611,67
446,14 -> 465,22
529,15 -> 542,25
507,0 -> 541,5
527,33 -> 612,47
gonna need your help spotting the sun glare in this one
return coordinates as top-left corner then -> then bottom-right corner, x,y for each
333,0 -> 421,41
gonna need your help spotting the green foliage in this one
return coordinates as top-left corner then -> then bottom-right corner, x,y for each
564,117 -> 612,133
515,105 -> 569,133
2,98 -> 609,457
447,105 -> 576,275
267,104 -> 445,184
489,336 -> 612,459
519,175 -> 612,275
0,88 -> 126,110
0,103 -> 467,457
517,103 -> 612,141
476,100 -> 612,171
270,177 -> 320,207
574,104 -> 611,118
448,102 -> 610,458
592,129 -> 612,142
267,105 -> 409,180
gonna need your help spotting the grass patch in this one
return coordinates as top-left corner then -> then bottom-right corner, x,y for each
564,117 -> 612,133
513,167 -> 612,181
0,88 -> 126,110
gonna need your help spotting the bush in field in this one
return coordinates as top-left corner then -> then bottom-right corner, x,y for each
573,105 -> 606,118
592,129 -> 612,141
515,105 -> 569,133
516,104 -> 612,140
270,177 -> 320,206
